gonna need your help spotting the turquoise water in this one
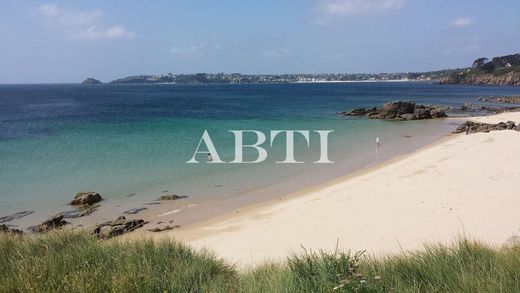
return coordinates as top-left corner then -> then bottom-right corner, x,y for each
1,82 -> 519,223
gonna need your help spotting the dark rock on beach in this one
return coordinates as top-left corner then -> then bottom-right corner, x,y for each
0,224 -> 24,235
147,225 -> 181,232
71,192 -> 102,205
30,215 -> 69,233
92,216 -> 148,239
453,121 -> 520,134
157,194 -> 187,201
342,101 -> 447,121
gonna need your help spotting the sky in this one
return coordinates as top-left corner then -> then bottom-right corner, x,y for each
0,0 -> 519,83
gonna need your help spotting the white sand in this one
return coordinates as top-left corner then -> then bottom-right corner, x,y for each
141,112 -> 520,267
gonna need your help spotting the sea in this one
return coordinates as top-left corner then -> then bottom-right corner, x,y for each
1,82 -> 520,227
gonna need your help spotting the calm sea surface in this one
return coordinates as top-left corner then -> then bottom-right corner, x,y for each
1,82 -> 520,223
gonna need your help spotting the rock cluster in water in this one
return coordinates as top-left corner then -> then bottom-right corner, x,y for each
342,101 -> 448,120
453,121 -> 520,134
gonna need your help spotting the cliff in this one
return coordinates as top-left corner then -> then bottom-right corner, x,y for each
438,53 -> 520,86
438,71 -> 520,86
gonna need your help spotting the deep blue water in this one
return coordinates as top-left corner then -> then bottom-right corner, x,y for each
1,82 -> 519,223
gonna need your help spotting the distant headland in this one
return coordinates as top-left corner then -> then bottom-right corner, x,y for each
438,54 -> 520,86
84,53 -> 520,86
81,78 -> 102,85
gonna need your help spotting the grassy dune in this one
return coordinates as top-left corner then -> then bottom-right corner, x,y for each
1,231 -> 520,292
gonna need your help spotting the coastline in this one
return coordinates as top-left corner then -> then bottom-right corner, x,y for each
2,112 -> 456,231
126,112 -> 520,267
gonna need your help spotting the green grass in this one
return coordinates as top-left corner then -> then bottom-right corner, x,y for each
1,232 -> 520,292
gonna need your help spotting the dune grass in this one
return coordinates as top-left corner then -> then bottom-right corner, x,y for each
1,231 -> 520,292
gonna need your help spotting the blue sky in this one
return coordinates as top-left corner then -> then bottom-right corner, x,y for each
0,0 -> 519,83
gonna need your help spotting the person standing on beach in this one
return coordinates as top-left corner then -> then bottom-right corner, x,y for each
376,137 -> 380,148
207,153 -> 213,162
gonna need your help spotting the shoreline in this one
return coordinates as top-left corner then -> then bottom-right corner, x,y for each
126,112 -> 520,267
117,118 -> 455,235
2,115 -> 456,232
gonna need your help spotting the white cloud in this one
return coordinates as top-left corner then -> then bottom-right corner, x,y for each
71,26 -> 135,40
318,0 -> 405,18
37,4 -> 134,40
450,17 -> 474,27
262,49 -> 293,59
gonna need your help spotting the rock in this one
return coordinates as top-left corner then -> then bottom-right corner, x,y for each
430,107 -> 448,118
0,224 -> 24,235
92,216 -> 148,239
81,78 -> 102,85
30,215 -> 69,233
460,103 -> 472,111
157,194 -> 187,201
495,107 -> 520,114
342,100 -> 448,121
343,108 -> 368,116
147,225 -> 181,232
453,121 -> 519,134
0,210 -> 34,223
159,194 -> 180,200
399,113 -> 416,120
478,96 -> 520,104
377,101 -> 414,119
71,192 -> 102,205
123,207 -> 147,215
496,122 -> 508,130
60,204 -> 99,219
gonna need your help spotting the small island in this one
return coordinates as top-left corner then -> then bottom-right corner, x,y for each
81,78 -> 102,85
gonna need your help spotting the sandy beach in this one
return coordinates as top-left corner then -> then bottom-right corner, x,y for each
125,111 -> 520,267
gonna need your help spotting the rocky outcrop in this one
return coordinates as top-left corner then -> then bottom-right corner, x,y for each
81,78 -> 102,85
342,101 -> 447,121
92,216 -> 148,239
0,224 -> 24,235
453,121 -> 520,134
71,192 -> 102,205
30,215 -> 69,233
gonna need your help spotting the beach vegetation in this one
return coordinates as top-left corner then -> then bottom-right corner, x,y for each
1,231 -> 520,292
